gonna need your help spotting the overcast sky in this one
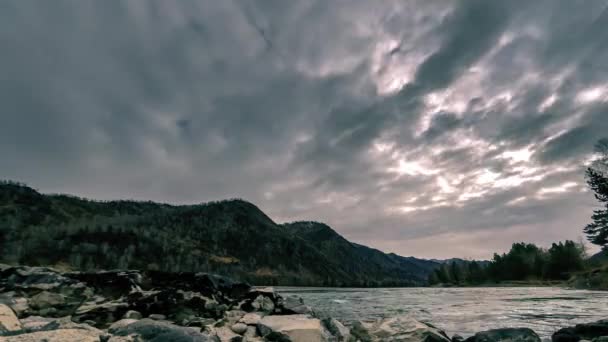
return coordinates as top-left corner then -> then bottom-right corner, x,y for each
2,0 -> 608,259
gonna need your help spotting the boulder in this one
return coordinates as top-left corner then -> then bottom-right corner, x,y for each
356,316 -> 450,342
0,304 -> 21,334
148,314 -> 166,321
257,314 -> 333,342
18,316 -> 55,331
239,313 -> 263,325
28,291 -> 65,310
111,318 -> 218,341
0,328 -> 103,342
0,266 -> 79,293
465,328 -> 541,342
251,296 -> 275,313
282,296 -> 313,315
0,293 -> 29,317
108,319 -> 140,334
214,326 -> 243,342
322,318 -> 351,342
73,299 -> 130,328
553,321 -> 608,342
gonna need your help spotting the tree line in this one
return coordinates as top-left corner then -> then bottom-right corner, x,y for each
428,240 -> 586,286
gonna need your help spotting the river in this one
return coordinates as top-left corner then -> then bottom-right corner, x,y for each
276,286 -> 608,339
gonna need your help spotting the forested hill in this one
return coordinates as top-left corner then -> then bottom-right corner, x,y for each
0,181 -> 439,286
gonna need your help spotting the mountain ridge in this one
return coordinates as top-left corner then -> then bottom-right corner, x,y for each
0,180 -> 439,286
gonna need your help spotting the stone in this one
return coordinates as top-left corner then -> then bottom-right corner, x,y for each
282,296 -> 313,315
225,310 -> 246,325
111,318 -> 218,341
0,328 -> 103,342
108,319 -> 139,334
453,334 -> 465,342
231,322 -> 248,334
29,291 -> 65,310
73,299 -> 129,328
0,304 -> 21,334
553,321 -> 608,342
361,316 -> 450,342
322,318 -> 350,342
251,296 -> 274,313
593,337 -> 608,342
215,326 -> 243,342
350,321 -> 373,342
465,328 -> 541,342
239,313 -> 263,325
0,293 -> 28,317
123,310 -> 142,320
148,314 -> 166,321
19,316 -> 55,331
257,314 -> 332,342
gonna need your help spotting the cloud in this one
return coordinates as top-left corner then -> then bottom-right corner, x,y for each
1,0 -> 607,258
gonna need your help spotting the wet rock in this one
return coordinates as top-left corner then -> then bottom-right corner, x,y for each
553,321 -> 608,342
465,328 -> 541,342
231,322 -> 248,334
0,303 -> 21,334
357,316 -> 450,342
257,314 -> 332,342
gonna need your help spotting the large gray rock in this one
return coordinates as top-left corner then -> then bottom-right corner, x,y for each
353,316 -> 450,342
0,293 -> 28,317
239,313 -> 263,325
553,320 -> 608,342
251,295 -> 275,313
28,291 -> 65,310
322,318 -> 351,342
0,328 -> 103,342
465,328 -> 541,342
111,318 -> 219,341
257,314 -> 333,342
0,304 -> 21,334
282,296 -> 314,315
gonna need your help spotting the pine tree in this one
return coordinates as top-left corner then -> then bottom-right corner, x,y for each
584,139 -> 608,250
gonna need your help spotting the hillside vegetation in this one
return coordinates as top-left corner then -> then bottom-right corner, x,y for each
0,181 -> 438,286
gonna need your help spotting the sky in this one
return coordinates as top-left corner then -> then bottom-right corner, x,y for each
1,0 -> 608,259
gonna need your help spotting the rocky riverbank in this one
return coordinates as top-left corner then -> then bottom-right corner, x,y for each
0,265 -> 607,342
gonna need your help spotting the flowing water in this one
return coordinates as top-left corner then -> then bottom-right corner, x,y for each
276,287 -> 608,339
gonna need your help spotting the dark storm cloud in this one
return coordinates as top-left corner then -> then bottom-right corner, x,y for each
1,0 -> 607,258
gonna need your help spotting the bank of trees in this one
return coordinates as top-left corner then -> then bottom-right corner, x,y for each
584,138 -> 608,250
428,240 -> 586,285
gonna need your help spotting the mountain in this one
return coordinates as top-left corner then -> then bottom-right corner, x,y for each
0,181 -> 439,286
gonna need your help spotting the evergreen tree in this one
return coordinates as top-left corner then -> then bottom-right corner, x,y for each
584,139 -> 608,249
